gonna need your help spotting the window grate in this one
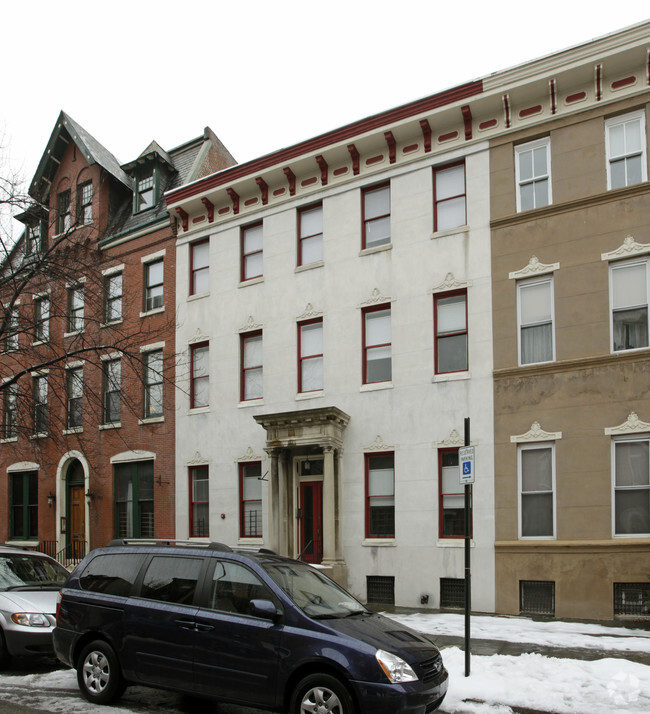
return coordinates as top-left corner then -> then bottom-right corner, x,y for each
366,576 -> 395,605
440,578 -> 465,609
614,583 -> 650,617
520,580 -> 555,616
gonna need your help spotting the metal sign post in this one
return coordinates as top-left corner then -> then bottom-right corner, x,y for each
460,418 -> 473,677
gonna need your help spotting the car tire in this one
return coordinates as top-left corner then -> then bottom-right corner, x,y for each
290,673 -> 356,714
0,628 -> 11,670
76,640 -> 126,704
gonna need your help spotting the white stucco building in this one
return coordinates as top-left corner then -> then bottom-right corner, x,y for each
167,85 -> 495,611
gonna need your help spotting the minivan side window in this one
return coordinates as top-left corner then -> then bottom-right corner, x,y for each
80,553 -> 147,596
140,556 -> 203,605
209,560 -> 272,615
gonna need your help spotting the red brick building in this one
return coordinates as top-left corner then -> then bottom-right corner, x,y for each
0,112 -> 235,560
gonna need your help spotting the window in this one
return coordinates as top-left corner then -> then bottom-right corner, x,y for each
435,291 -> 468,374
144,349 -> 163,418
433,162 -> 466,231
614,582 -> 650,617
440,578 -> 466,609
606,111 -> 647,190
439,449 -> 471,537
189,466 -> 209,538
190,239 -> 210,295
144,259 -> 163,311
79,553 -> 147,596
520,580 -> 555,616
362,183 -> 390,249
103,358 -> 121,424
33,374 -> 47,434
240,462 -> 262,538
68,284 -> 84,333
298,204 -> 323,266
518,276 -> 554,365
208,560 -> 272,614
610,260 -> 649,352
3,383 -> 17,439
66,366 -> 83,429
365,452 -> 395,538
613,438 -> 650,536
105,272 -> 123,323
241,331 -> 263,401
366,575 -> 395,605
515,138 -> 551,211
141,556 -> 202,605
57,189 -> 71,233
34,296 -> 50,341
5,308 -> 18,351
10,471 -> 37,539
362,305 -> 391,384
77,181 -> 93,224
190,342 -> 209,409
519,444 -> 555,538
298,318 -> 323,393
135,174 -> 155,212
114,460 -> 153,538
27,222 -> 46,254
241,222 -> 263,281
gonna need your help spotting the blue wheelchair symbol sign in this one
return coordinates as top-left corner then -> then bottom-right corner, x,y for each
462,462 -> 471,475
459,445 -> 475,483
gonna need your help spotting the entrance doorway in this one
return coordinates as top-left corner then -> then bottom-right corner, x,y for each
299,481 -> 323,564
67,460 -> 86,560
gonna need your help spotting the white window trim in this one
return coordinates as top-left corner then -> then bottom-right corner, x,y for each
517,442 -> 557,540
517,275 -> 556,366
514,137 -> 552,212
610,434 -> 650,538
605,110 -> 648,190
609,257 -> 650,354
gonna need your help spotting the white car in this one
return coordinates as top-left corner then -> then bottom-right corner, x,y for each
0,546 -> 70,668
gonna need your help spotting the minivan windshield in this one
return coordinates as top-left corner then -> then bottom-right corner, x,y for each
263,561 -> 368,618
0,554 -> 69,591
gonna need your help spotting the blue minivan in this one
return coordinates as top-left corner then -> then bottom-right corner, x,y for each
53,540 -> 448,713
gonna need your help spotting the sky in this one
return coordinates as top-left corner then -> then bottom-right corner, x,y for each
0,612 -> 648,713
1,0 -> 649,195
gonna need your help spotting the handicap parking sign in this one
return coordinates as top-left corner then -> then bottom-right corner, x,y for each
459,445 -> 475,484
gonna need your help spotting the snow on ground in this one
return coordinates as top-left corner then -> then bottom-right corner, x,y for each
0,613 -> 648,713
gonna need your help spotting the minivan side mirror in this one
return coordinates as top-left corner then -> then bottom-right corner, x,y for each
249,599 -> 280,622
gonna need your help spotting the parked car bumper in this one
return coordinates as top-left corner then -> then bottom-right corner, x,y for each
3,626 -> 56,658
351,669 -> 449,714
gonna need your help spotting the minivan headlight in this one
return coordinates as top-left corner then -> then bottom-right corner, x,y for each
375,649 -> 418,683
11,613 -> 50,627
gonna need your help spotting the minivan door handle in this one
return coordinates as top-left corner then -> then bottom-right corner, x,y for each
194,623 -> 215,632
176,619 -> 197,630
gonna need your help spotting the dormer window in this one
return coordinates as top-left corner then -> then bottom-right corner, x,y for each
135,174 -> 155,213
26,222 -> 47,255
77,181 -> 93,224
57,190 -> 71,233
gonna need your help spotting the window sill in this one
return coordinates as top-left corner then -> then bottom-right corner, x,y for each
188,406 -> 210,415
437,539 -> 475,548
431,225 -> 469,240
140,306 -> 165,318
63,427 -> 83,435
64,329 -> 84,338
362,538 -> 396,547
360,381 -> 393,393
188,291 -> 210,302
1,437 -> 18,444
7,539 -> 39,547
101,318 -> 124,328
139,416 -> 165,425
29,432 -> 48,440
239,276 -> 264,288
295,260 -> 324,273
296,390 -> 324,401
360,243 -> 392,257
238,537 -> 264,546
433,371 -> 470,383
239,398 -> 264,408
31,339 -> 50,347
99,422 -> 121,430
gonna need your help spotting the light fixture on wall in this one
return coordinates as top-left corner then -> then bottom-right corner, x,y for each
47,492 -> 56,508
85,489 -> 96,505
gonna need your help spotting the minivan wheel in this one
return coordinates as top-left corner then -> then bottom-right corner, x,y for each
290,673 -> 356,714
77,640 -> 126,704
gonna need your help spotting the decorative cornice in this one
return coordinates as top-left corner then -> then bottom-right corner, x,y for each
605,411 -> 650,436
363,435 -> 395,452
510,421 -> 562,443
436,428 -> 465,447
236,446 -> 263,462
188,328 -> 209,344
431,272 -> 471,294
239,315 -> 263,333
601,235 -> 650,262
187,451 -> 208,466
359,288 -> 392,307
509,256 -> 560,280
297,303 -> 323,321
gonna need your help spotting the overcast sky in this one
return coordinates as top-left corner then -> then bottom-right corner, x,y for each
2,1 -> 649,191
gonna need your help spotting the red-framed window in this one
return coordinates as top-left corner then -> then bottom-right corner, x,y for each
434,289 -> 468,374
241,222 -> 263,281
439,448 -> 472,538
298,318 -> 323,393
362,304 -> 391,384
189,465 -> 209,537
190,238 -> 210,295
239,462 -> 262,538
365,452 -> 395,538
240,330 -> 262,401
362,183 -> 390,249
298,203 -> 323,266
190,341 -> 209,409
433,161 -> 466,232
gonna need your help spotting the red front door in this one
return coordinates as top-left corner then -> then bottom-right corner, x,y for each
299,481 -> 323,563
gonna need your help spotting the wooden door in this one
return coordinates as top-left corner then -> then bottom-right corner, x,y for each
69,484 -> 86,559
